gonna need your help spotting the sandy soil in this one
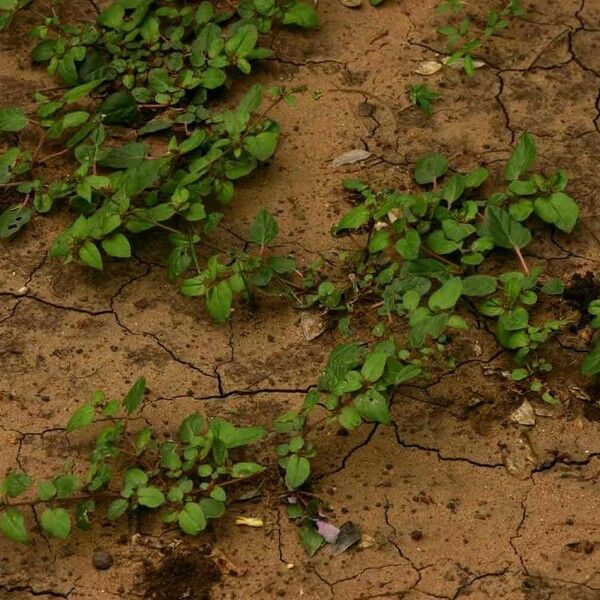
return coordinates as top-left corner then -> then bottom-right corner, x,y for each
1,0 -> 600,598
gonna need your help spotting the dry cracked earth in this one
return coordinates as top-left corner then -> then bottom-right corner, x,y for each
2,0 -> 600,598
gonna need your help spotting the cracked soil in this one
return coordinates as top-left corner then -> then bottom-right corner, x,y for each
2,0 -> 600,598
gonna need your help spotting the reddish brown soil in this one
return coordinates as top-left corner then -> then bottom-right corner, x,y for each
2,0 -> 600,599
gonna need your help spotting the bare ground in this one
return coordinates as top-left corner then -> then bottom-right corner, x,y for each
1,0 -> 600,598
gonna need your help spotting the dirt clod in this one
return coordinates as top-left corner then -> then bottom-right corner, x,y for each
564,271 -> 600,323
142,552 -> 220,600
410,529 -> 423,541
92,550 -> 114,570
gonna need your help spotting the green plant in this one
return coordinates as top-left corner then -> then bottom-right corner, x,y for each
0,378 -> 271,542
437,0 -> 524,75
409,84 -> 440,117
0,0 -> 317,317
303,133 -> 579,401
582,300 -> 600,375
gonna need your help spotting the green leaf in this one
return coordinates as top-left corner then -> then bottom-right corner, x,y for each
508,179 -> 537,196
216,422 -> 266,447
582,341 -> 600,375
179,413 -> 204,444
299,525 -> 324,556
231,462 -> 265,478
285,455 -> 310,490
541,278 -> 564,295
244,131 -> 278,161
509,199 -> 534,221
62,110 -> 90,129
461,275 -> 497,297
226,24 -> 258,57
107,498 -> 128,520
249,208 -> 278,246
66,403 -> 94,432
223,155 -> 256,180
484,205 -> 531,249
499,307 -> 529,331
464,167 -> 488,188
281,1 -> 319,28
31,40 -> 57,62
135,427 -> 152,454
0,108 -> 27,132
37,481 -> 57,501
54,474 -> 79,499
511,368 -> 529,381
123,468 -> 148,489
505,132 -> 536,181
0,509 -> 29,544
178,502 -> 206,534
199,498 -> 224,519
98,3 -> 124,28
442,219 -> 475,242
98,142 -> 147,169
63,79 -> 103,104
210,486 -> 226,502
201,67 -> 227,89
333,204 -> 370,233
207,281 -> 232,323
137,486 -> 166,508
98,92 -> 138,125
414,153 -> 449,185
428,276 -> 462,311
534,192 -> 579,233
40,508 -> 70,539
122,377 -> 146,414
426,230 -> 459,255
79,240 -> 103,270
395,229 -> 420,260
442,174 -> 465,204
361,351 -> 387,383
101,233 -> 131,258
0,205 -> 31,239
354,389 -> 390,424
385,360 -> 421,385
1,472 -> 31,498
338,405 -> 362,430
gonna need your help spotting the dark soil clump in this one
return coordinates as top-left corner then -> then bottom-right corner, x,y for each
564,271 -> 600,324
143,551 -> 220,600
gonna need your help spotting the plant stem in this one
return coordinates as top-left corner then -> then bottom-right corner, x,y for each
513,245 -> 530,275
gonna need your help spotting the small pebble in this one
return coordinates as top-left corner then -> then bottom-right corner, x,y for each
410,530 -> 423,541
92,550 -> 114,570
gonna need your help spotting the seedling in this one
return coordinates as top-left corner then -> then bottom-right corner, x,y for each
437,0 -> 524,76
409,84 -> 441,117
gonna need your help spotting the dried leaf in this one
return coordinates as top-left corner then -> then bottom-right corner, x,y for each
443,57 -> 485,70
316,519 -> 340,544
301,311 -> 326,341
358,534 -> 376,549
413,60 -> 442,75
339,0 -> 361,6
236,487 -> 262,501
235,516 -> 263,527
332,149 -> 371,167
331,521 -> 361,555
510,400 -> 535,426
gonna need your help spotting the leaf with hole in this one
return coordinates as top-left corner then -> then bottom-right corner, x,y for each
0,206 -> 31,239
